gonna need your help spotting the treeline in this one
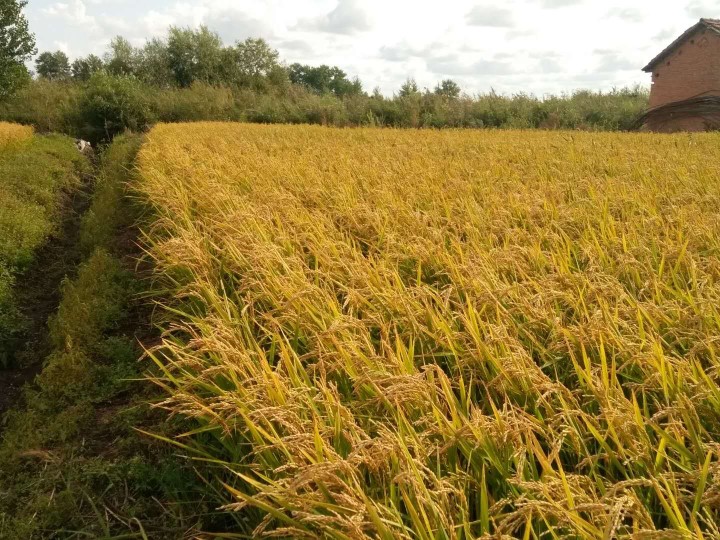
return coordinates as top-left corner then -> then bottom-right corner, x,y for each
2,26 -> 649,142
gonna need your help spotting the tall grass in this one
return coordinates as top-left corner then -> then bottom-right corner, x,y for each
0,122 -> 32,148
137,123 -> 720,538
0,79 -> 649,143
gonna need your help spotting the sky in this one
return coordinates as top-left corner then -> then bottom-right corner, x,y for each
25,0 -> 718,96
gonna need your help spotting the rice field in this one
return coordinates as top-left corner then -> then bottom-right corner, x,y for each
0,122 -> 32,148
137,122 -> 720,538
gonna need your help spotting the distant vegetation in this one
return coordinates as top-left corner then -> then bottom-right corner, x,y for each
0,25 -> 649,142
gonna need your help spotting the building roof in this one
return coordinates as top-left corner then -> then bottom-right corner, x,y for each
642,18 -> 720,72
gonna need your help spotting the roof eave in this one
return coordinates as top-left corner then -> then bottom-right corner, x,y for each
642,19 -> 720,73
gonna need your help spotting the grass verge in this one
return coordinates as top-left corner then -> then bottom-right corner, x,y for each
0,135 -> 217,538
0,133 -> 89,367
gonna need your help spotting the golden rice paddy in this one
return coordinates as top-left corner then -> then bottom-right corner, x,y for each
137,122 -> 720,538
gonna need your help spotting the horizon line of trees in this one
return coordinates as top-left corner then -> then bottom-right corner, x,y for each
1,17 -> 651,143
31,26 -> 479,101
30,25 -> 647,103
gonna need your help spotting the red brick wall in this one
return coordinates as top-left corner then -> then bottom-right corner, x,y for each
648,28 -> 720,108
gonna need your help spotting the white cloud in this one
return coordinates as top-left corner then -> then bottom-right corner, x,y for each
295,0 -> 371,34
142,10 -> 179,36
42,0 -> 98,30
466,6 -> 515,27
594,50 -> 637,72
379,43 -> 434,62
686,0 -> 715,18
26,0 -> 707,95
542,0 -> 583,8
606,7 -> 644,23
53,40 -> 70,54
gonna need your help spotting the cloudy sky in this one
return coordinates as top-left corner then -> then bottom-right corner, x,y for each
26,0 -> 717,96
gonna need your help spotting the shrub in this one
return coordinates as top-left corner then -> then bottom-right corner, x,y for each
153,82 -> 238,122
0,79 -> 80,133
0,78 -> 650,141
76,72 -> 155,142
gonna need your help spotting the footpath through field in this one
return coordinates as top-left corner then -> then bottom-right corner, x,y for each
0,135 -> 213,538
0,133 -> 90,418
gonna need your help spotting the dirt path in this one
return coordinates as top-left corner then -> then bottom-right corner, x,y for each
0,178 -> 92,421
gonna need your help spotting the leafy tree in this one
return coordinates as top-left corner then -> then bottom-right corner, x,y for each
266,64 -> 291,92
234,38 -> 279,79
398,78 -> 419,98
71,54 -> 103,81
344,76 -> 363,97
220,38 -> 287,91
288,63 -> 362,97
35,50 -> 71,80
166,26 -> 223,87
434,79 -> 460,99
0,0 -> 35,98
105,36 -> 137,76
136,38 -> 174,87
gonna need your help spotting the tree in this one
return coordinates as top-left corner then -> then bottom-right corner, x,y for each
0,0 -> 35,98
434,79 -> 461,99
398,78 -> 419,98
136,38 -> 174,87
78,71 -> 154,142
221,38 -> 288,91
234,38 -> 279,79
266,64 -> 291,92
105,36 -> 137,76
72,54 -> 103,81
288,63 -> 362,97
166,26 -> 223,87
35,50 -> 70,80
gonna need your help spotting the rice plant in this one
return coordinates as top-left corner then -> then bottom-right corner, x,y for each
136,122 -> 720,538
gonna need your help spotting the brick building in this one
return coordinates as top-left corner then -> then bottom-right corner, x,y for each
641,18 -> 720,132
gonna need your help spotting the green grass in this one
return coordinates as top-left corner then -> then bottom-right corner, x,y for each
0,134 -> 89,366
0,135 -> 226,538
0,136 -> 136,537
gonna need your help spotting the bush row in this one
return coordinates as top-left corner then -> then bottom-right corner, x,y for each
0,74 -> 650,143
